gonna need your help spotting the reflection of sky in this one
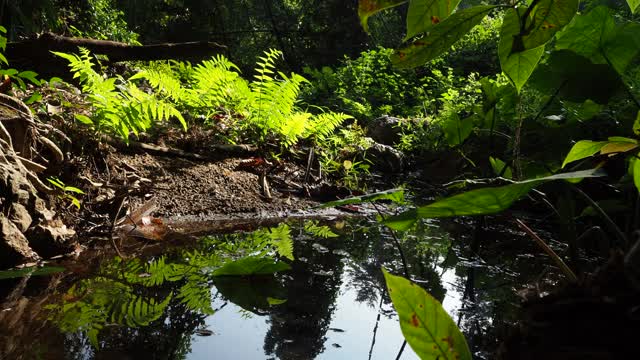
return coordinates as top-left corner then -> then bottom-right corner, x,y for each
187,265 -> 420,360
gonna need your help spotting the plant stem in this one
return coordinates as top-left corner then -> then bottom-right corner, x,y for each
373,202 -> 410,278
515,218 -> 578,282
571,185 -> 628,247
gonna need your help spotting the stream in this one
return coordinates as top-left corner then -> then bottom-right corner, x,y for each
0,216 -> 553,360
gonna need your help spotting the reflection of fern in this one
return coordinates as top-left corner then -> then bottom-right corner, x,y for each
177,275 -> 215,315
54,48 -> 186,141
304,220 -> 339,238
268,224 -> 294,260
108,290 -> 172,327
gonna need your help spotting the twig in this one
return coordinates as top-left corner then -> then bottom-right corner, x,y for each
515,218 -> 578,282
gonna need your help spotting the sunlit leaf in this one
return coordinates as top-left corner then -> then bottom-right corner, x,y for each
18,70 -> 41,86
633,156 -> 640,193
75,114 -> 94,125
600,141 -> 639,155
385,169 -> 606,230
267,297 -> 287,306
628,0 -> 640,14
213,256 -> 291,276
405,0 -> 462,40
499,9 -> 545,92
561,140 -> 608,168
317,188 -> 405,208
382,268 -> 471,360
512,0 -> 579,52
634,111 -> 640,136
391,6 -> 497,68
358,0 -> 408,32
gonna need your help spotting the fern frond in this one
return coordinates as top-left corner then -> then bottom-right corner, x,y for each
304,112 -> 351,141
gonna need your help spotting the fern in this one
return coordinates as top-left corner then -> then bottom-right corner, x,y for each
54,48 -> 186,141
304,112 -> 351,141
304,220 -> 339,238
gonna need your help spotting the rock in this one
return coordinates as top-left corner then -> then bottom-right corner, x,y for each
8,203 -> 32,233
367,115 -> 403,145
0,215 -> 39,267
26,224 -> 76,258
367,142 -> 405,173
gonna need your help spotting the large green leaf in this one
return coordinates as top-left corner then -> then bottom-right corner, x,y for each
499,8 -> 545,92
634,110 -> 640,136
391,5 -> 497,68
512,0 -> 579,52
632,157 -> 640,193
382,268 -> 471,360
555,6 -> 640,75
561,140 -> 608,168
442,113 -> 473,146
359,0 -> 408,31
213,256 -> 291,276
405,0 -> 462,40
627,0 -> 640,14
384,169 -> 606,230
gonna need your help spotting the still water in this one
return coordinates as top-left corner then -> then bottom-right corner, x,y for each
0,216 -> 549,359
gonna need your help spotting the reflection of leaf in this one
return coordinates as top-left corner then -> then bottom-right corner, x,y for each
317,188 -> 405,208
178,276 -> 215,315
213,256 -> 291,276
304,220 -> 339,238
385,169 -> 606,230
0,266 -> 65,280
213,276 -> 286,314
268,224 -> 295,260
109,291 -> 173,327
267,297 -> 287,306
383,268 -> 471,360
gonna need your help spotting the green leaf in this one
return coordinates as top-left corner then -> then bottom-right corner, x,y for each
358,0 -> 408,32
18,70 -> 41,86
213,256 -> 291,276
627,0 -> 640,14
0,53 -> 7,66
316,188 -> 405,208
442,113 -> 473,146
555,6 -> 640,75
512,0 -> 579,52
499,9 -> 545,92
633,156 -> 640,193
561,140 -> 608,168
489,157 -> 512,179
75,114 -> 94,125
405,0 -> 462,40
391,6 -> 497,68
384,169 -> 606,230
634,111 -> 640,136
382,268 -> 471,360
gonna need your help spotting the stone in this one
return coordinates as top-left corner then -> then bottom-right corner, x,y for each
26,224 -> 76,258
0,215 -> 39,267
367,115 -> 403,146
8,203 -> 32,233
367,141 -> 405,173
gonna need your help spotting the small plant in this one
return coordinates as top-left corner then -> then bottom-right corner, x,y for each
47,177 -> 85,209
0,25 -> 42,102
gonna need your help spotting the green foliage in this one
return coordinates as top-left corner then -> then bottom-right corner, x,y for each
213,256 -> 291,276
0,26 -> 42,91
46,177 -> 84,209
303,220 -> 339,238
54,48 -> 186,141
69,0 -> 139,43
382,268 -> 471,360
318,188 -> 405,208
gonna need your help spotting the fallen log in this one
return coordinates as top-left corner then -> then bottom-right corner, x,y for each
6,32 -> 227,80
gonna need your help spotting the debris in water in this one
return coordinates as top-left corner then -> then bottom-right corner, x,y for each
312,243 -> 329,253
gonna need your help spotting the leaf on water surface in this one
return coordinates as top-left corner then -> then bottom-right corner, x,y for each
212,256 -> 291,276
382,268 -> 471,360
316,188 -> 405,208
384,169 -> 606,230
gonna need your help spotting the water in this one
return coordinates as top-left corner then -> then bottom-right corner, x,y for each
0,216 -> 551,360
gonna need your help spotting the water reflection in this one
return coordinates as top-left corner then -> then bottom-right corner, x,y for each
0,216 -> 547,359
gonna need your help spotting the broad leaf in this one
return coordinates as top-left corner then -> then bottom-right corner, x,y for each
600,141 -> 639,155
442,113 -> 473,146
405,0 -> 462,40
561,140 -> 608,168
489,157 -> 513,179
385,169 -> 606,230
556,6 -> 640,75
382,268 -> 471,360
627,0 -> 640,14
317,188 -> 405,208
634,111 -> 640,136
391,5 -> 497,68
359,0 -> 408,31
213,256 -> 291,276
512,0 -> 579,52
499,8 -> 545,92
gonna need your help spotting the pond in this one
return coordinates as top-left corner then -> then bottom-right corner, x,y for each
0,216 -> 552,360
